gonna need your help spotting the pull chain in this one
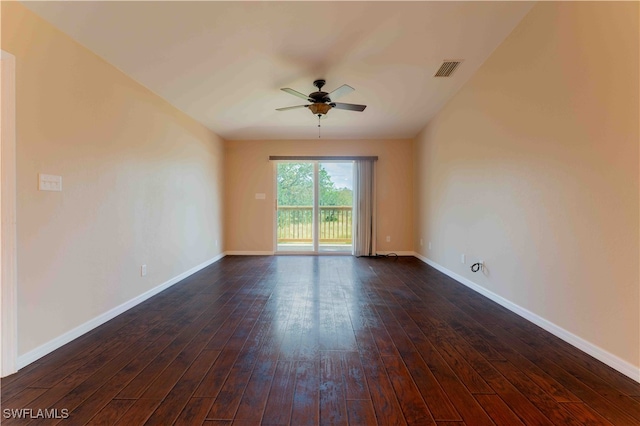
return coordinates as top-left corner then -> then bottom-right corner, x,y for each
318,115 -> 321,138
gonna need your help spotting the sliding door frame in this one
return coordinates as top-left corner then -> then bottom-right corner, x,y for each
273,159 -> 356,255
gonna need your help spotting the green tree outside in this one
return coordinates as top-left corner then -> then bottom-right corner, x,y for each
276,163 -> 352,207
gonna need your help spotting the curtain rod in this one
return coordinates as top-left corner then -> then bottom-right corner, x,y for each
269,156 -> 378,161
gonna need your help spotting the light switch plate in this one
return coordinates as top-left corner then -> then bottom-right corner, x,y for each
39,174 -> 62,191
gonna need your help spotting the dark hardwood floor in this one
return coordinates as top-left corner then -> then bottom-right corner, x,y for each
1,255 -> 639,425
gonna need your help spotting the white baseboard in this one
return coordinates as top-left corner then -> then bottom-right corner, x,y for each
225,251 -> 418,257
413,253 -> 640,383
376,251 -> 415,256
16,253 -> 226,370
225,251 -> 274,256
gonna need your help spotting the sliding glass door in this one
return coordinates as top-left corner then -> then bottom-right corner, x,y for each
276,161 -> 353,254
276,162 -> 315,252
318,162 -> 353,253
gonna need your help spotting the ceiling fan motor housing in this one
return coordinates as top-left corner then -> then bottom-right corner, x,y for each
308,79 -> 331,104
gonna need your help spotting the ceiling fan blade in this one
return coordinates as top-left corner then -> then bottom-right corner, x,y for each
281,88 -> 311,101
328,84 -> 354,100
331,102 -> 366,112
276,105 -> 309,111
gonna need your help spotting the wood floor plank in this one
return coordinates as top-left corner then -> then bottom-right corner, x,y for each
116,296 -> 233,399
392,312 -> 488,425
0,362 -> 41,388
293,294 -> 321,361
144,349 -> 221,425
412,287 -> 580,403
346,399 -> 377,425
173,397 -> 215,425
560,401 -> 617,425
36,337 -> 161,424
341,351 -> 370,400
381,355 -> 436,425
391,303 -> 489,398
207,287 -> 292,420
319,351 -> 348,426
113,398 -> 161,425
401,306 -> 549,426
18,297 -> 183,394
2,256 -> 638,426
0,386 -> 48,409
233,358 -> 276,422
474,394 -> 525,426
452,290 -> 640,425
403,304 -> 495,395
3,387 -> 69,426
139,337 -> 211,400
195,340 -> 256,397
262,360 -> 297,425
490,358 -> 586,425
318,299 -> 339,351
85,398 -> 135,425
369,299 -> 417,356
204,351 -> 256,420
361,353 -> 407,426
276,284 -> 310,361
361,301 -> 401,358
332,297 -> 359,352
57,332 -> 176,424
290,360 -> 320,426
231,294 -> 289,422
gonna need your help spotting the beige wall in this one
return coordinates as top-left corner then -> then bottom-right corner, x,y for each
2,2 -> 225,356
414,2 -> 639,368
224,139 -> 413,253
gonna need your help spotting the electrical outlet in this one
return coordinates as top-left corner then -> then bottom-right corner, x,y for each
428,242 -> 432,250
215,239 -> 219,248
461,254 -> 465,264
419,238 -> 423,246
141,264 -> 147,277
386,236 -> 391,243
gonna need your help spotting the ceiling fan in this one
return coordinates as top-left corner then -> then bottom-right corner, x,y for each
276,79 -> 367,118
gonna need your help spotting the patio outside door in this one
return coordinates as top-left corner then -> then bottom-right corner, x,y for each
275,161 -> 353,254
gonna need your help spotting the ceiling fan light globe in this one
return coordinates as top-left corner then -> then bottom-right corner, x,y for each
308,103 -> 331,116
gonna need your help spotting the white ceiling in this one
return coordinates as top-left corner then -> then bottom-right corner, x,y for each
22,1 -> 535,140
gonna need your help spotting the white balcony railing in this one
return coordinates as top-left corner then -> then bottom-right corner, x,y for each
277,206 -> 352,244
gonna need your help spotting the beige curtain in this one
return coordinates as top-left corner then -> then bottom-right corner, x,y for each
353,160 -> 376,257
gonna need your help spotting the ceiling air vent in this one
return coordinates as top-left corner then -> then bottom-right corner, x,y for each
434,60 -> 462,77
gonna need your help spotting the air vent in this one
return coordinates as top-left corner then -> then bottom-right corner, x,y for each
434,60 -> 462,77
